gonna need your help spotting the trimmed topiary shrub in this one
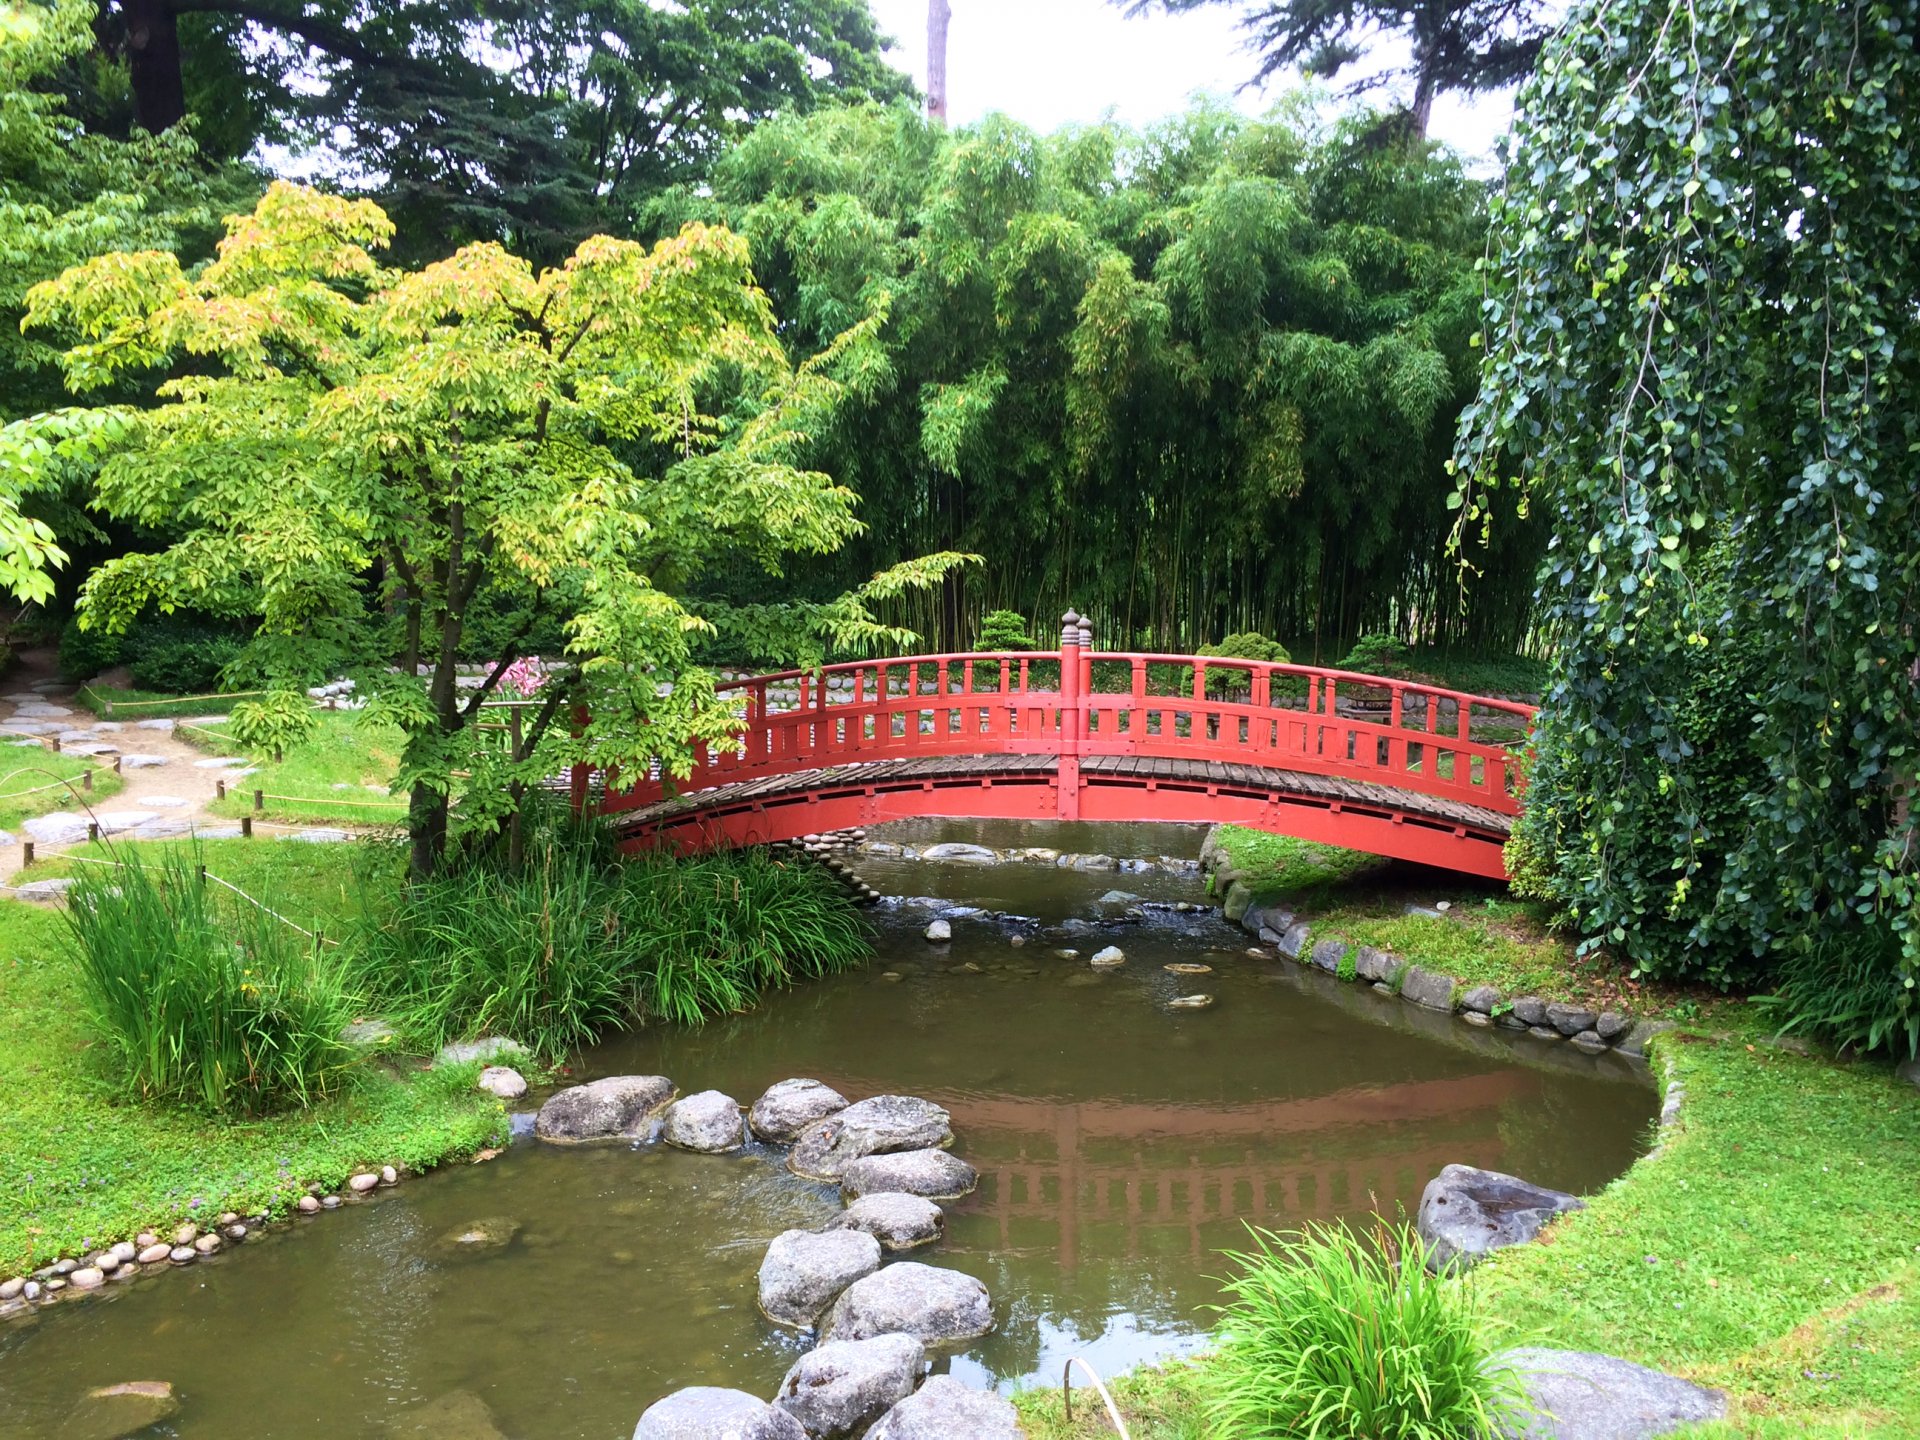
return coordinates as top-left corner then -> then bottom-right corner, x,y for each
57,616 -> 123,682
1340,631 -> 1412,677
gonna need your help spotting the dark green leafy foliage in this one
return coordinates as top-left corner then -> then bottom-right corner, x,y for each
1455,0 -> 1920,996
1757,927 -> 1920,1062
352,817 -> 871,1058
63,848 -> 359,1116
1340,631 -> 1410,677
1204,1220 -> 1518,1438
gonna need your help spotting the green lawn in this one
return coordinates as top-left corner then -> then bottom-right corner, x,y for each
0,748 -> 124,829
73,684 -> 256,719
190,710 -> 411,828
0,838 -> 502,1275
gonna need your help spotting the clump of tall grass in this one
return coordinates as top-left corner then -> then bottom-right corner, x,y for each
352,814 -> 870,1058
65,849 -> 359,1115
1202,1220 -> 1517,1440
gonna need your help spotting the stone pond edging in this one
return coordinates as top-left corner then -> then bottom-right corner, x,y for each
1199,825 -> 1673,1063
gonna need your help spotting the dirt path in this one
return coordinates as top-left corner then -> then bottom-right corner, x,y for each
0,649 -> 266,887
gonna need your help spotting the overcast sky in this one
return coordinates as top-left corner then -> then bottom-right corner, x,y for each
863,0 -> 1518,164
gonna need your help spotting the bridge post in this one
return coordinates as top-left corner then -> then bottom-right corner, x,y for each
1059,609 -> 1083,820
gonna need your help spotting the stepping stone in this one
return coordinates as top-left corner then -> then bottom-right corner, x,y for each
758,1228 -> 883,1329
660,1090 -> 747,1152
788,1095 -> 953,1181
14,704 -> 71,718
192,824 -> 245,839
60,742 -> 115,757
820,1262 -> 994,1345
193,757 -> 250,769
141,796 -> 191,808
840,1149 -> 979,1201
132,820 -> 195,840
0,721 -> 57,735
134,719 -> 176,731
8,738 -> 43,747
866,1376 -> 1021,1440
634,1388 -> 804,1440
119,754 -> 170,769
23,812 -> 91,845
436,1037 -> 528,1067
88,721 -> 123,732
828,1193 -> 944,1251
534,1074 -> 674,1142
749,1078 -> 849,1144
11,878 -> 76,901
1495,1347 -> 1726,1438
95,810 -> 159,834
774,1334 -> 928,1439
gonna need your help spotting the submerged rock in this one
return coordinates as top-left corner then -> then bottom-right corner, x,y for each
435,1217 -> 520,1256
922,920 -> 951,943
828,1192 -> 944,1251
1494,1347 -> 1726,1439
633,1387 -> 806,1440
773,1334 -> 928,1439
57,1381 -> 180,1440
758,1228 -> 884,1329
1167,994 -> 1214,1010
1417,1165 -> 1584,1273
384,1389 -> 509,1440
534,1075 -> 675,1143
865,1375 -> 1022,1439
840,1150 -> 978,1201
821,1262 -> 994,1346
661,1090 -> 747,1153
788,1095 -> 953,1181
1089,946 -> 1126,967
749,1079 -> 849,1144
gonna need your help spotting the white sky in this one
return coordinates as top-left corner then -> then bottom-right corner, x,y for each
864,0 -> 1518,164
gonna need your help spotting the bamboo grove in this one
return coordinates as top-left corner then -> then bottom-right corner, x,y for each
647,101 -> 1541,661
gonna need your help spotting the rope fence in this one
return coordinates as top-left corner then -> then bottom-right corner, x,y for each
40,851 -> 341,947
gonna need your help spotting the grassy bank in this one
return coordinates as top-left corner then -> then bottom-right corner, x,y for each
190,710 -> 410,827
0,749 -> 124,828
1016,827 -> 1920,1438
0,840 -> 503,1274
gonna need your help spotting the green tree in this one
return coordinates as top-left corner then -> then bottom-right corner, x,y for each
1453,0 -> 1919,1007
1120,0 -> 1554,136
23,182 -> 965,873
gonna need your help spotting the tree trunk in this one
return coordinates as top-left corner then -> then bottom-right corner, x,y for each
122,0 -> 187,133
1408,60 -> 1437,140
926,0 -> 952,124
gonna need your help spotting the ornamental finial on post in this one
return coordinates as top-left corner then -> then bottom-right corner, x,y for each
1077,615 -> 1094,649
1061,608 -> 1082,648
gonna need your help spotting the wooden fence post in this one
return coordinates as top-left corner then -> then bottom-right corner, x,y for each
242,815 -> 253,838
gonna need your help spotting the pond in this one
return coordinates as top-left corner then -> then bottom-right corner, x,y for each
0,821 -> 1655,1439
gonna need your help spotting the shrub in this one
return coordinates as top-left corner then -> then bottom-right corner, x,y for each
1755,924 -> 1919,1061
1196,632 -> 1291,698
127,632 -> 245,693
977,609 -> 1032,651
65,849 -> 359,1115
352,814 -> 870,1057
1203,1221 -> 1517,1440
1340,631 -> 1412,677
228,688 -> 321,756
57,616 -> 123,682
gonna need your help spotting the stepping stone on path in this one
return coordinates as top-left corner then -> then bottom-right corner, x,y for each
133,820 -> 194,840
95,810 -> 159,834
134,718 -> 177,731
11,878 -> 76,901
193,757 -> 250,769
23,813 -> 91,845
140,796 -> 191,809
119,754 -> 170,769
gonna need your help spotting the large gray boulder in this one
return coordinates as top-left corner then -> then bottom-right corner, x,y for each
1417,1165 -> 1584,1273
1495,1348 -> 1726,1439
827,1193 -> 944,1251
750,1079 -> 850,1144
920,842 -> 999,864
535,1075 -> 676,1143
840,1150 -> 978,1201
57,1382 -> 180,1440
820,1263 -> 994,1346
789,1096 -> 953,1181
773,1334 -> 928,1439
633,1388 -> 806,1440
759,1228 -> 884,1329
865,1376 -> 1023,1440
661,1090 -> 747,1153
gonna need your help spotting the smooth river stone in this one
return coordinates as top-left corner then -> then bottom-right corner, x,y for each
865,1376 -> 1023,1440
633,1387 -> 805,1440
660,1090 -> 747,1153
773,1334 -> 928,1440
1495,1347 -> 1727,1438
840,1150 -> 978,1202
821,1263 -> 994,1346
748,1078 -> 849,1144
758,1228 -> 883,1329
534,1075 -> 675,1143
788,1095 -> 952,1181
1417,1164 -> 1584,1274
827,1192 -> 944,1251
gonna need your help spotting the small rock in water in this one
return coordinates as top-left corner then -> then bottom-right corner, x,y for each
108,1242 -> 137,1264
758,1228 -> 884,1329
866,1375 -> 1023,1440
534,1074 -> 675,1143
58,1381 -> 180,1440
172,1223 -> 198,1246
476,1066 -> 527,1099
136,1243 -> 172,1264
295,1196 -> 321,1215
348,1172 -> 379,1193
320,1195 -> 341,1209
788,1095 -> 952,1181
1168,994 -> 1215,1010
840,1149 -> 979,1201
192,1233 -> 221,1255
68,1266 -> 105,1290
633,1388 -> 805,1440
380,1165 -> 398,1185
1164,963 -> 1213,975
1417,1165 -> 1584,1273
828,1192 -> 945,1252
436,1216 -> 520,1256
821,1262 -> 994,1346
385,1389 -> 511,1440
167,1246 -> 195,1264
1089,945 -> 1126,967
774,1334 -> 928,1440
748,1078 -> 848,1144
922,919 -> 951,943
661,1090 -> 747,1153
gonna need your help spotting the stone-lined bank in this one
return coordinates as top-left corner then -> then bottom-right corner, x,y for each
1199,827 -> 1672,1062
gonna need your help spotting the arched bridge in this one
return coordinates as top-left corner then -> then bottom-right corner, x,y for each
584,614 -> 1534,879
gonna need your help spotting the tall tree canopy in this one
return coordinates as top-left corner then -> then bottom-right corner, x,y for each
1122,0 -> 1553,135
650,100 -> 1533,658
21,182 -> 963,872
1454,0 -> 1919,1024
85,0 -> 911,260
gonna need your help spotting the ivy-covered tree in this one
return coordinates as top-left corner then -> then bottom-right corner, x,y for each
1121,0 -> 1554,136
1453,0 -> 1919,1039
23,183 -> 965,874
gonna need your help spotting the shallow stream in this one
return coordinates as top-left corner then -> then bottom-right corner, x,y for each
0,820 -> 1655,1439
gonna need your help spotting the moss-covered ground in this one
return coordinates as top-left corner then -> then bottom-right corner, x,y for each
0,838 -> 502,1275
1016,827 -> 1920,1438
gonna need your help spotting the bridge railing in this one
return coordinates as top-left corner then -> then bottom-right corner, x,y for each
596,612 -> 1534,819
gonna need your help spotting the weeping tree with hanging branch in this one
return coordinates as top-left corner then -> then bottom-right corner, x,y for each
1452,0 -> 1920,1042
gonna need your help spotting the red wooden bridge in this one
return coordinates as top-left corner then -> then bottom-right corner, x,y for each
584,613 -> 1534,879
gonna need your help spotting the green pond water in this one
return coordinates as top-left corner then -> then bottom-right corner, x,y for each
0,821 -> 1656,1439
